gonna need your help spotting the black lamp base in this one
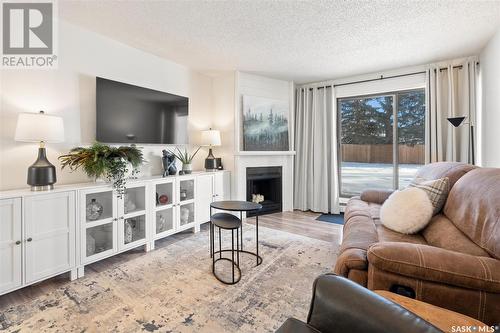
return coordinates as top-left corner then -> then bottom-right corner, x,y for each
27,147 -> 57,191
205,148 -> 217,171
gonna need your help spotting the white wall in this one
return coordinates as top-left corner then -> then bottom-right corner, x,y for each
0,20 -> 214,190
211,72 -> 236,174
480,28 -> 500,167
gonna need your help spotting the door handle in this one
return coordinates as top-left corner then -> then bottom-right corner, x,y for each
119,216 -> 124,220
27,237 -> 33,242
15,240 -> 21,245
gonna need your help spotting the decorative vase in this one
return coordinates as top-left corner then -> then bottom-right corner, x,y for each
86,198 -> 103,221
159,194 -> 169,205
86,234 -> 96,256
180,189 -> 187,200
180,207 -> 190,224
182,163 -> 192,174
157,214 -> 166,233
124,219 -> 134,244
124,193 -> 136,213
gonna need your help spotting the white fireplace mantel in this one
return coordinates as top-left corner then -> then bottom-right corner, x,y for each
234,151 -> 296,156
233,154 -> 294,213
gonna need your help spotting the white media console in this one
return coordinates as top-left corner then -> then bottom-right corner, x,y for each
0,171 -> 230,296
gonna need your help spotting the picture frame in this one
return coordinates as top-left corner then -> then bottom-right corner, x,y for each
242,95 -> 290,151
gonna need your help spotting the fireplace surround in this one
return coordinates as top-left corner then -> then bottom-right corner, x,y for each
246,166 -> 282,217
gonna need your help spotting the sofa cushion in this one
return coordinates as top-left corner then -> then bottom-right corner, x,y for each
342,197 -> 427,250
375,224 -> 427,244
409,177 -> 450,215
368,242 -> 500,293
335,197 -> 427,284
444,168 -> 500,259
340,199 -> 378,254
415,162 -> 476,188
380,188 -> 434,234
422,214 -> 491,257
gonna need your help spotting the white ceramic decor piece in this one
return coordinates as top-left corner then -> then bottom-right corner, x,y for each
124,220 -> 133,244
180,207 -> 190,225
86,234 -> 96,256
124,193 -> 136,214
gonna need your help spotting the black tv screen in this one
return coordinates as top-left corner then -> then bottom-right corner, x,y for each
96,77 -> 189,144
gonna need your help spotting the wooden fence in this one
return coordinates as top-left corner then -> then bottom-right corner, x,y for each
341,144 -> 425,164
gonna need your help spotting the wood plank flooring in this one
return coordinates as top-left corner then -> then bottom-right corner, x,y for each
245,210 -> 342,243
0,210 -> 341,309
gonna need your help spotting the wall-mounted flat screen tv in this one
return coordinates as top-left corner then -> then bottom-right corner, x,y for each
96,77 -> 189,144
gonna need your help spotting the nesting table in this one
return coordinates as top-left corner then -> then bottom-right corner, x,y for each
209,200 -> 263,284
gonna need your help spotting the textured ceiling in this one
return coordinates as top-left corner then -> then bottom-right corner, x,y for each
59,0 -> 500,83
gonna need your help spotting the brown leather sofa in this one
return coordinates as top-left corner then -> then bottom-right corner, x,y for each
334,162 -> 500,325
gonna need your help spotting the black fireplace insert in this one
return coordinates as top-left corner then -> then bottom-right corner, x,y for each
246,166 -> 282,217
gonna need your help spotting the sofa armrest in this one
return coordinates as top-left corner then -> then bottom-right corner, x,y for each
367,242 -> 500,293
304,274 -> 440,333
360,189 -> 394,204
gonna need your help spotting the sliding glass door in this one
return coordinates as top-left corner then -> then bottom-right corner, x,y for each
338,89 -> 425,197
396,90 -> 426,188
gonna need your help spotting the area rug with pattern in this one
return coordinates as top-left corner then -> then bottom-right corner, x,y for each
0,224 -> 338,333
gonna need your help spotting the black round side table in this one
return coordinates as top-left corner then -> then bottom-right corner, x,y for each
210,200 -> 263,268
211,213 -> 242,285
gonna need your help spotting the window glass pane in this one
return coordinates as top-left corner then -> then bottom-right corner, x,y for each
339,95 -> 394,196
397,89 -> 426,189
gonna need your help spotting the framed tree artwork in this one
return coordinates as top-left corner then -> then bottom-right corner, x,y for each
242,95 -> 289,151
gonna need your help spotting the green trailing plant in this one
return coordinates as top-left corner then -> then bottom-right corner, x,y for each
167,146 -> 201,165
59,142 -> 145,197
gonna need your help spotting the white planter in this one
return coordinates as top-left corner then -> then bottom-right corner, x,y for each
182,163 -> 192,174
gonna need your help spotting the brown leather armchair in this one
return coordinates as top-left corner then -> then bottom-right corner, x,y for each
334,162 -> 500,325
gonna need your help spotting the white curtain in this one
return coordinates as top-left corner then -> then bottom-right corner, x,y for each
294,86 -> 340,214
426,57 -> 478,163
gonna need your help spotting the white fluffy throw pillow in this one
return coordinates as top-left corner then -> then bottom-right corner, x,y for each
380,187 -> 434,234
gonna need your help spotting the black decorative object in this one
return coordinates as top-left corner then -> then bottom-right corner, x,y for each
201,129 -> 221,171
216,158 -> 223,170
447,116 -> 466,127
447,116 -> 475,164
27,147 -> 57,191
161,149 -> 177,176
204,149 -> 217,170
15,111 -> 65,191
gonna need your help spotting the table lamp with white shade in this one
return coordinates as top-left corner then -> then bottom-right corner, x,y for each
15,111 -> 65,191
201,129 -> 221,171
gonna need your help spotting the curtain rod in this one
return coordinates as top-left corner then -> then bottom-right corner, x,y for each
309,71 -> 425,90
308,62 -> 479,90
439,65 -> 462,72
